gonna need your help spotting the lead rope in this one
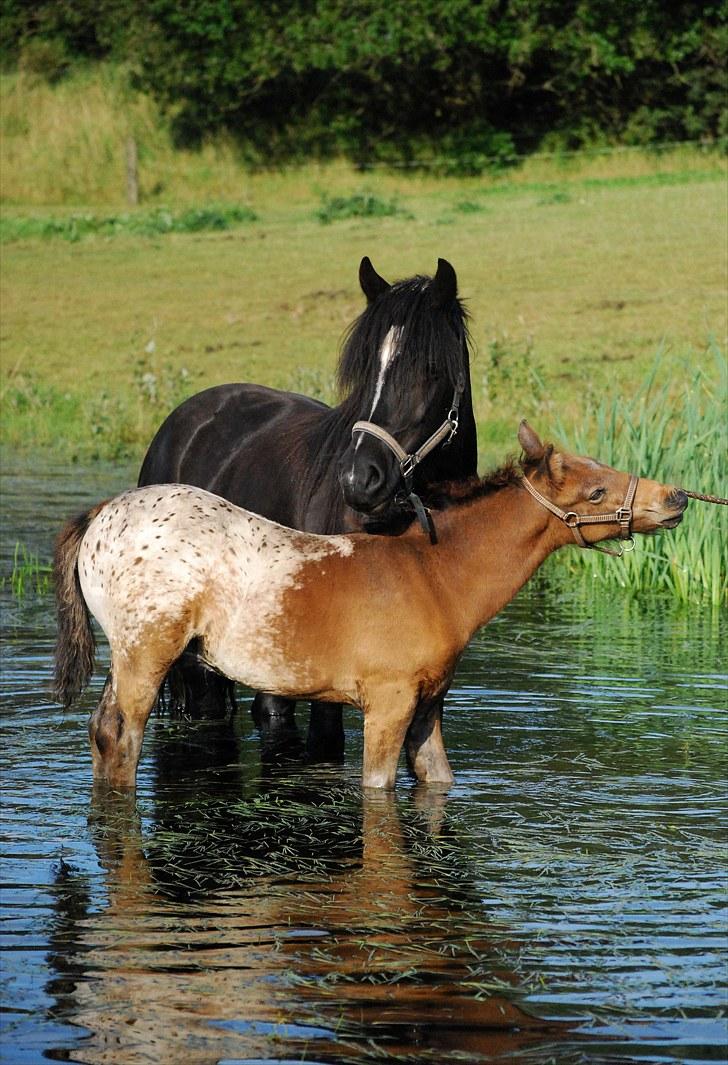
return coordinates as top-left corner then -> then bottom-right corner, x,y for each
683,489 -> 728,505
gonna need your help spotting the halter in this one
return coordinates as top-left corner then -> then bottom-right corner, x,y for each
351,377 -> 465,545
520,472 -> 639,557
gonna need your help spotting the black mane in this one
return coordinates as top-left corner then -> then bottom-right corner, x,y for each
337,274 -> 471,414
294,270 -> 473,524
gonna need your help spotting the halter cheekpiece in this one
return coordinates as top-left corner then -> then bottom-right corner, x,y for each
351,377 -> 465,544
520,473 -> 639,557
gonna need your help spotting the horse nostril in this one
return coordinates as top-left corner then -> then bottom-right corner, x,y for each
363,463 -> 384,492
669,489 -> 688,509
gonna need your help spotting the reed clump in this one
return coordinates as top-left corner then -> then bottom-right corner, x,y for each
547,345 -> 727,606
1,543 -> 52,598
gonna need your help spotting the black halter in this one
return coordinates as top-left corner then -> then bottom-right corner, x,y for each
350,378 -> 464,545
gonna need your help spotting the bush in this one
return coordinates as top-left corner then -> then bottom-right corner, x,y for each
315,193 -> 410,224
0,205 -> 257,242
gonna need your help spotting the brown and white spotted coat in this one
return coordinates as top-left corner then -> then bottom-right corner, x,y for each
58,423 -> 687,791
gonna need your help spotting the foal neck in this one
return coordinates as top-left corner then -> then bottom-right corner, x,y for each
429,483 -> 568,633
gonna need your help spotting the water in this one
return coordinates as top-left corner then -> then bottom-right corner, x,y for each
1,461 -> 726,1064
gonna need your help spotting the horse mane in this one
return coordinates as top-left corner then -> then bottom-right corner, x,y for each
291,270 -> 473,523
423,454 -> 539,511
337,275 -> 471,414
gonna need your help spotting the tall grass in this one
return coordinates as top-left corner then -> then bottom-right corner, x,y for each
546,345 -> 727,606
1,63 -> 723,208
1,543 -> 52,598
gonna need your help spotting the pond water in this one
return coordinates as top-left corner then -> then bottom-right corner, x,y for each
1,461 -> 726,1065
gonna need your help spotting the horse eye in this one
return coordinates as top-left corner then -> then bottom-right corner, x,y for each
589,487 -> 606,503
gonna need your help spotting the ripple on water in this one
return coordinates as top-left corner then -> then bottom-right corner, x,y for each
1,460 -> 726,1064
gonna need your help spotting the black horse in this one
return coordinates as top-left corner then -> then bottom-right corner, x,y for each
138,256 -> 478,755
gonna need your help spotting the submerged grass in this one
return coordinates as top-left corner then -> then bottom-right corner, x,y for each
546,345 -> 727,606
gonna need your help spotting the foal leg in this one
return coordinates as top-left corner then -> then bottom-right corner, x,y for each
306,701 -> 345,762
362,685 -> 418,790
405,697 -> 454,786
88,659 -> 166,790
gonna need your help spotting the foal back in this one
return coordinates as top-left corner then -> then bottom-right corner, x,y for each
77,485 -> 356,693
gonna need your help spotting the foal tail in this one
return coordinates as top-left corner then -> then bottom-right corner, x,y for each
53,503 -> 105,706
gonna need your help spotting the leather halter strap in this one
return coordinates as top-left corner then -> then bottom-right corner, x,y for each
350,379 -> 464,545
520,473 -> 639,557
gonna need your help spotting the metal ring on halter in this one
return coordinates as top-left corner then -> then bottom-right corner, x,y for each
350,381 -> 465,545
400,454 -> 418,480
519,473 -> 640,558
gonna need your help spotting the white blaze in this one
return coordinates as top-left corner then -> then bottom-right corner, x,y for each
354,325 -> 402,453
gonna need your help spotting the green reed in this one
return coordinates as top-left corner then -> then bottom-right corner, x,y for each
2,542 -> 52,598
546,344 -> 727,606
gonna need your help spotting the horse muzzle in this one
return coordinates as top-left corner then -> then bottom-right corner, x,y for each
339,457 -> 400,515
660,489 -> 688,528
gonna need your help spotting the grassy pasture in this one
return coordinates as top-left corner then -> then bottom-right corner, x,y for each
1,65 -> 726,603
2,163 -> 725,466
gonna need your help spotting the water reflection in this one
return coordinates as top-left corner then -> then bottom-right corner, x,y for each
2,458 -> 727,1063
45,755 -> 576,1065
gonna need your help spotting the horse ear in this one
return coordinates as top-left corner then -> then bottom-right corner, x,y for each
544,448 -> 566,487
518,420 -> 545,461
429,258 -> 458,308
359,256 -> 390,303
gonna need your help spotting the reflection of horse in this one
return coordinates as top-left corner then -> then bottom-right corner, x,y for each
43,766 -> 577,1065
54,421 -> 687,790
138,256 -> 478,750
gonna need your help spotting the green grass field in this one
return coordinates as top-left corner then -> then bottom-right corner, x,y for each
2,162 -> 725,465
1,66 -> 726,602
3,69 -> 725,462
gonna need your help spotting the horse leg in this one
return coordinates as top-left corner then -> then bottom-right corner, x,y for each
405,697 -> 454,786
250,692 -> 297,727
306,702 -> 345,761
174,644 -> 235,720
251,692 -> 302,765
362,685 -> 418,789
88,659 -> 165,790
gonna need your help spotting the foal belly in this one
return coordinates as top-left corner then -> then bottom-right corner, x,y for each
199,595 -> 335,700
202,633 -> 333,700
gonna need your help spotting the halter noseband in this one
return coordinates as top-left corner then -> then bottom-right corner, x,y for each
351,378 -> 464,545
520,473 -> 639,557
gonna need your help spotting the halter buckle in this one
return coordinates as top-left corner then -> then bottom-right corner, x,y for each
563,511 -> 580,528
443,413 -> 459,446
616,506 -> 633,524
400,454 -> 418,480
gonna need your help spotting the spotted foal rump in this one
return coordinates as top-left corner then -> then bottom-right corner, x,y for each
54,422 -> 687,792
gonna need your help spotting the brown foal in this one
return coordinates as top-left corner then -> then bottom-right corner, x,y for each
54,421 -> 687,790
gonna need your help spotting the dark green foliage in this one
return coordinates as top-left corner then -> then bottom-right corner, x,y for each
315,193 -> 410,224
0,0 -> 134,67
2,1 -> 726,164
0,205 -> 257,243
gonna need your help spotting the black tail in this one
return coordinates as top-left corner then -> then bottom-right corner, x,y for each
53,503 -> 106,706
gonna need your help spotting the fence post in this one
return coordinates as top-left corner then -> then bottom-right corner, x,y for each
125,136 -> 139,206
